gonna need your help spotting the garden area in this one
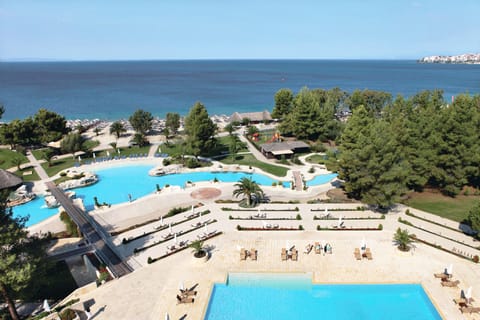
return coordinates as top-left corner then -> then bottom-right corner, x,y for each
403,190 -> 480,222
0,148 -> 29,170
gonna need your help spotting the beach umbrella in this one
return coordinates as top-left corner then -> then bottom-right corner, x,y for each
262,221 -> 267,228
78,155 -> 82,162
165,312 -> 170,320
361,238 -> 366,250
93,152 -> 96,159
106,150 -> 110,157
199,211 -> 202,219
204,223 -> 209,235
160,216 -> 163,226
43,299 -> 51,313
174,233 -> 177,244
338,215 -> 343,227
169,223 -> 172,234
465,287 -> 472,300
447,264 -> 453,275
286,241 -> 290,250
179,281 -> 185,291
324,207 -> 328,216
117,149 -> 121,154
192,205 -> 195,215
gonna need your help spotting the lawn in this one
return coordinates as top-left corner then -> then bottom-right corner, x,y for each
42,158 -> 76,177
305,154 -> 326,164
0,149 -> 29,170
14,167 -> 41,182
220,154 -> 289,177
160,136 -> 248,158
403,191 -> 480,222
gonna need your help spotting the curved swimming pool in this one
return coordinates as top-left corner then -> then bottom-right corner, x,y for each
14,165 -> 337,226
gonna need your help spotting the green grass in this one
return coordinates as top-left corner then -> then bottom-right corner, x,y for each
42,158 -> 76,177
14,167 -> 41,182
403,191 -> 480,222
31,148 -> 50,161
0,149 -> 29,170
220,154 -> 288,177
305,154 -> 326,164
160,136 -> 248,158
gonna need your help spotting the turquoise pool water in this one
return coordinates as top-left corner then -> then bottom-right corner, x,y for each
14,165 -> 337,226
205,273 -> 442,320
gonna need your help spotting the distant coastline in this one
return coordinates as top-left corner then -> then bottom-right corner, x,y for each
418,53 -> 480,64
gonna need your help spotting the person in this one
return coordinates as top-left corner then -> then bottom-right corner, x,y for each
128,194 -> 132,202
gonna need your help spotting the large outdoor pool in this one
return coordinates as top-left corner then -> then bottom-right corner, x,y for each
13,165 -> 337,226
205,273 -> 442,320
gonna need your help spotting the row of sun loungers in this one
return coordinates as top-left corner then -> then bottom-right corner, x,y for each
240,248 -> 257,261
434,269 -> 480,315
281,247 -> 298,261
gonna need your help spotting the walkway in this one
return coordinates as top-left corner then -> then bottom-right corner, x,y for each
26,151 -> 50,180
45,182 -> 134,278
292,171 -> 303,191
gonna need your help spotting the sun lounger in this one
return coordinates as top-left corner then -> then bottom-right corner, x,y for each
454,297 -> 474,305
291,249 -> 298,261
441,280 -> 460,287
240,248 -> 247,261
304,244 -> 313,254
176,294 -> 194,304
434,273 -> 451,279
354,248 -> 362,260
365,248 -> 373,260
281,248 -> 287,261
180,289 -> 197,297
460,306 -> 480,314
250,248 -> 257,260
314,242 -> 322,254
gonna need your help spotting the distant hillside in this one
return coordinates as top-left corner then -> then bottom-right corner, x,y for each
418,53 -> 480,64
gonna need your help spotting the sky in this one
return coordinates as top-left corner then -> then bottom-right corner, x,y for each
0,0 -> 479,61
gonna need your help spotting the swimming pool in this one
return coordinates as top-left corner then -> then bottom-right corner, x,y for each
14,165 -> 337,226
205,273 -> 442,320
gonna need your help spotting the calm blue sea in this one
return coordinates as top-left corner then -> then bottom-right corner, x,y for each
1,60 -> 479,121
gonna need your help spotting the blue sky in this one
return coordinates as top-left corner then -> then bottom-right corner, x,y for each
0,0 -> 479,61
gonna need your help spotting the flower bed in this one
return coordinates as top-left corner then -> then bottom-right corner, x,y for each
412,235 -> 479,263
317,224 -> 383,231
313,215 -> 385,220
236,225 -> 304,231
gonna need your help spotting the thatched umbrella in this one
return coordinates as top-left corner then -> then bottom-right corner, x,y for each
0,169 -> 22,190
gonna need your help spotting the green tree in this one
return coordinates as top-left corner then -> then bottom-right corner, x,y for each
0,104 -> 4,119
0,122 -> 16,149
129,109 -> 153,135
232,177 -> 264,207
229,134 -> 244,158
132,133 -> 148,147
347,89 -> 392,115
271,88 -> 294,119
42,148 -> 56,167
33,109 -> 68,144
0,191 -> 48,320
60,133 -> 84,158
393,227 -> 414,252
184,102 -> 217,156
224,123 -> 235,136
189,240 -> 206,258
165,112 -> 180,135
467,202 -> 480,237
93,127 -> 101,136
11,157 -> 23,171
110,121 -> 126,140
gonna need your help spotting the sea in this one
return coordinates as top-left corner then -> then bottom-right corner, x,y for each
0,60 -> 479,121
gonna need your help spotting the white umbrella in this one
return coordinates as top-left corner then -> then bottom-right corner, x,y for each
191,205 -> 195,215
361,238 -> 366,250
262,221 -> 267,228
199,211 -> 202,219
117,149 -> 121,154
78,155 -> 82,162
174,233 -> 177,244
465,286 -> 472,300
338,215 -> 343,227
204,223 -> 209,235
93,152 -> 96,159
160,216 -> 163,225
286,241 -> 290,250
43,299 -> 51,313
169,223 -> 172,234
165,312 -> 170,320
324,207 -> 328,216
106,150 -> 110,157
179,281 -> 185,291
446,264 -> 453,275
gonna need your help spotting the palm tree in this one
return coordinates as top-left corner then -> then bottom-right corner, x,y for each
42,148 -> 56,167
394,228 -> 414,252
189,240 -> 206,258
110,121 -> 126,140
233,177 -> 264,207
11,157 -> 23,171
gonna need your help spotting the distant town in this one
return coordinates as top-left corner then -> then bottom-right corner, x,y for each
418,53 -> 480,64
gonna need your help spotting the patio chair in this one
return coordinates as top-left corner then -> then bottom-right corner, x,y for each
291,249 -> 298,261
304,244 -> 313,254
354,248 -> 362,260
460,306 -> 480,314
176,294 -> 194,304
180,289 -> 197,297
250,248 -> 257,260
365,248 -> 373,260
240,248 -> 247,261
454,297 -> 474,305
434,273 -> 450,279
314,242 -> 322,254
441,280 -> 460,287
281,248 -> 287,261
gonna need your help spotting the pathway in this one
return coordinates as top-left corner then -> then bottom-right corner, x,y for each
292,171 -> 303,191
25,151 -> 50,181
148,144 -> 158,158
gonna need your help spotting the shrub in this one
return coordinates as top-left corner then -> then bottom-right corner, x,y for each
165,184 -> 170,188
405,209 -> 410,215
229,215 -> 233,219
308,167 -> 315,174
59,309 -> 77,320
213,177 -> 219,183
317,225 -> 321,230
473,255 -> 479,263
60,172 -> 67,177
162,158 -> 171,166
296,214 -> 302,220
147,257 -> 153,264
295,206 -> 299,211
271,182 -> 277,187
378,224 -> 383,230
166,206 -> 189,217
299,225 -> 304,230
236,225 -> 242,231
186,157 -> 200,168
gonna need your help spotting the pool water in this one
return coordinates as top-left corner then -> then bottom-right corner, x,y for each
14,165 -> 337,226
205,273 -> 442,320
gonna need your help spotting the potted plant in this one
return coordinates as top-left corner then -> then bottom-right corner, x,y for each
393,228 -> 414,252
189,240 -> 209,261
